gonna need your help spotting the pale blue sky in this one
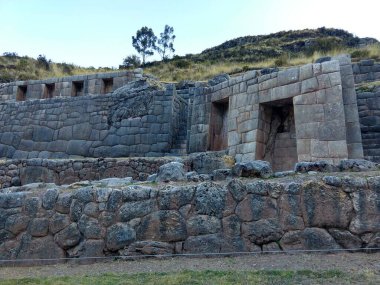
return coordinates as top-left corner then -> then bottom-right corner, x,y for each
0,0 -> 379,67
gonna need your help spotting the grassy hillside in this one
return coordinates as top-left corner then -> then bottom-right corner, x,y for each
1,28 -> 379,83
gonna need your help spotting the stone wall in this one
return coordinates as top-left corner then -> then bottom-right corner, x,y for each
0,175 -> 379,261
0,70 -> 143,102
0,157 -> 181,189
0,87 -> 180,159
357,86 -> 380,162
353,59 -> 380,84
189,57 -> 363,169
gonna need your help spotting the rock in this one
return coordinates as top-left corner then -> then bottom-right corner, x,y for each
328,229 -> 362,249
147,174 -> 157,182
49,213 -> 71,234
78,215 -> 105,239
208,74 -> 230,86
55,194 -> 73,214
339,159 -> 379,172
222,215 -> 241,237
119,200 -> 156,221
295,161 -> 338,173
366,233 -> 380,252
158,185 -> 195,210
280,228 -> 340,251
54,223 -> 81,249
236,194 -> 277,222
124,241 -> 174,255
194,182 -> 226,218
212,169 -> 232,181
68,240 -> 105,258
242,218 -> 283,245
106,223 -> 136,251
187,215 -> 221,236
186,171 -> 199,182
122,185 -> 152,202
274,171 -> 295,178
322,176 -> 342,187
29,218 -> 49,237
226,179 -> 247,202
42,188 -> 59,210
97,177 -> 133,187
156,162 -> 186,182
189,151 -> 234,174
301,181 -> 353,228
5,214 -> 30,235
315,56 -> 331,64
17,235 -> 65,260
137,210 -> 187,242
232,160 -> 273,179
184,234 -> 222,253
262,242 -> 281,252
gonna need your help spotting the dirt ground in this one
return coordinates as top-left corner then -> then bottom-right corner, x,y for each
0,252 -> 379,280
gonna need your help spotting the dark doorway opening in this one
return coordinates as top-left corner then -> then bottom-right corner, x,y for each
102,78 -> 113,94
71,81 -> 84,97
43,83 -> 55,99
16,86 -> 27,101
209,99 -> 229,151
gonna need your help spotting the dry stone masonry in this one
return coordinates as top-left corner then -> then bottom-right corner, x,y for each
0,55 -> 379,262
0,175 -> 379,261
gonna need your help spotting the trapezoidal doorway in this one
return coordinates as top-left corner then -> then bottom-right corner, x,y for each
209,99 -> 229,151
257,98 -> 297,171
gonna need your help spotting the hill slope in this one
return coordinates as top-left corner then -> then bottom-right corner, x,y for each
0,27 -> 379,83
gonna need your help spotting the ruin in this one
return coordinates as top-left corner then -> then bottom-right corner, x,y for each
0,54 -> 379,261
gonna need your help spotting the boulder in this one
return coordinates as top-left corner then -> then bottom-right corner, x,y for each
124,241 -> 174,255
232,160 -> 273,179
156,162 -> 186,182
339,159 -> 379,172
106,223 -> 136,251
295,161 -> 338,173
189,151 -> 234,174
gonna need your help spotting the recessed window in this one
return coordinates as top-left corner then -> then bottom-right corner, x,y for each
43,83 -> 55,99
102,78 -> 113,94
71,81 -> 84,97
16,85 -> 27,101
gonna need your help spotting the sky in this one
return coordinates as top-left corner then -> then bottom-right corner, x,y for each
0,0 -> 379,68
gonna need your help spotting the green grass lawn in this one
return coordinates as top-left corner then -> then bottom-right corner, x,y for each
0,269 -> 378,285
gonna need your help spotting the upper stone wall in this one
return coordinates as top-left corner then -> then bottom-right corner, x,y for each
353,59 -> 380,84
0,86 -> 181,159
0,70 -> 143,102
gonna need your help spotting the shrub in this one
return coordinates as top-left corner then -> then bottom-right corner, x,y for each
36,54 -> 51,70
351,49 -> 370,59
3,52 -> 18,58
173,59 -> 191,69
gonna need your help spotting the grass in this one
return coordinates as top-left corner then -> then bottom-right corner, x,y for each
0,269 -> 378,285
356,80 -> 380,92
1,41 -> 380,83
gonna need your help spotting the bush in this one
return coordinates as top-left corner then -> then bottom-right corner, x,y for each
274,54 -> 289,66
351,49 -> 370,59
36,54 -> 51,70
173,59 -> 191,69
3,52 -> 19,58
122,55 -> 141,68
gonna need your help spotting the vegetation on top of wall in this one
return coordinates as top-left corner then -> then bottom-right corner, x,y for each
1,28 -> 379,83
356,80 -> 380,92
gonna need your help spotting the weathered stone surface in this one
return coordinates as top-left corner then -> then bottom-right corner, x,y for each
137,210 -> 187,242
125,241 -> 174,255
49,213 -> 70,234
187,215 -> 221,236
184,234 -> 222,253
119,200 -> 156,221
301,181 -> 353,228
295,161 -> 338,172
68,240 -> 105,258
328,229 -> 362,249
242,218 -> 283,245
106,223 -> 136,251
42,188 -> 59,210
339,159 -> 379,172
156,162 -> 186,182
29,218 -> 49,237
232,160 -> 273,178
54,223 -> 81,249
5,214 -> 30,235
158,186 -> 194,210
78,215 -> 105,239
17,235 -> 65,260
194,182 -> 226,218
280,228 -> 340,251
189,151 -> 234,174
236,194 -> 277,222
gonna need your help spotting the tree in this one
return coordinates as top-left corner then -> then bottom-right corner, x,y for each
132,27 -> 157,65
121,54 -> 141,68
156,25 -> 176,60
36,54 -> 51,70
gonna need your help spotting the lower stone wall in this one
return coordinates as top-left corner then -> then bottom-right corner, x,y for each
1,175 -> 379,261
353,59 -> 380,84
357,86 -> 380,162
0,157 -> 181,188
